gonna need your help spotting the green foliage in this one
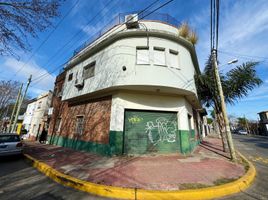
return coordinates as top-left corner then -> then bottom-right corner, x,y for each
237,117 -> 247,128
207,118 -> 213,124
195,57 -> 262,109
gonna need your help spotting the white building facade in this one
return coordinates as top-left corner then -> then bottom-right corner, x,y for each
22,99 -> 37,132
49,14 -> 204,155
28,91 -> 52,140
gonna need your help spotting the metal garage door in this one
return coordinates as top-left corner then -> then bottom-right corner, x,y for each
124,110 -> 180,155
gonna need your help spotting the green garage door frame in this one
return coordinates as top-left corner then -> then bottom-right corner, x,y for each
123,109 -> 181,155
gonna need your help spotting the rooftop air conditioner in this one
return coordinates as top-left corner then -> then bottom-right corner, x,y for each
74,79 -> 84,88
125,14 -> 139,29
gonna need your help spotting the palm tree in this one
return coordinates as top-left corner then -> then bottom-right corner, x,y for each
196,57 -> 262,153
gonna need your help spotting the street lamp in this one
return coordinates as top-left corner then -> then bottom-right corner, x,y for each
227,59 -> 238,65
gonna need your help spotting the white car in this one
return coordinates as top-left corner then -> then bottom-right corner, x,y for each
0,134 -> 23,156
238,129 -> 248,135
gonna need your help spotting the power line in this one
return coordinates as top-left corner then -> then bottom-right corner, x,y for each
12,0 -> 81,77
218,50 -> 268,61
210,0 -> 213,50
30,0 -> 174,88
215,0 -> 220,51
30,0 -> 117,83
30,0 -> 164,85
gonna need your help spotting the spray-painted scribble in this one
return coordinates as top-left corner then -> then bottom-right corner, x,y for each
128,115 -> 143,124
145,117 -> 177,145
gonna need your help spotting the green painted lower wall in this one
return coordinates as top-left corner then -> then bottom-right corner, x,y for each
48,129 -> 200,156
109,131 -> 123,155
48,135 -> 111,156
179,130 -> 200,154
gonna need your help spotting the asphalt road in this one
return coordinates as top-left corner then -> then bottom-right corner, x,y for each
0,134 -> 267,200
219,134 -> 268,200
0,156 -> 111,200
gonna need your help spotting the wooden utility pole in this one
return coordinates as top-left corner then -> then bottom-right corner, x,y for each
212,49 -> 237,161
11,75 -> 32,133
7,83 -> 23,133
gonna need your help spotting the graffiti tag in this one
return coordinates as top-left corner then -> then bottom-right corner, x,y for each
145,117 -> 177,145
128,116 -> 143,124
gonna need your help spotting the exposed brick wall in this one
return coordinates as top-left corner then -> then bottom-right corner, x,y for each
49,87 -> 112,144
48,71 -> 66,137
48,71 -> 112,145
59,97 -> 112,144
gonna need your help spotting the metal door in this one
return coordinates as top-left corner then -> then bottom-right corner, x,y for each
124,110 -> 179,155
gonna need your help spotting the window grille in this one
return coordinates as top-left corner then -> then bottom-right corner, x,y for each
76,116 -> 84,135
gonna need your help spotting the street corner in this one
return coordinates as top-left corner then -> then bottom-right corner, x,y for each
22,148 -> 256,200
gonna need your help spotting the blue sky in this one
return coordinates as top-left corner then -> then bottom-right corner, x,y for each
0,0 -> 267,120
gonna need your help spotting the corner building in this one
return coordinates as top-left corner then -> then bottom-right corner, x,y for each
48,13 -> 205,156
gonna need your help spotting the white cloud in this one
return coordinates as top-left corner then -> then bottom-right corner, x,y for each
2,58 -> 56,97
192,0 -> 268,70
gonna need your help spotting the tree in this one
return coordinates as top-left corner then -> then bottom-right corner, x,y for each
0,80 -> 20,120
237,117 -> 247,128
196,57 -> 262,154
0,1 -> 62,57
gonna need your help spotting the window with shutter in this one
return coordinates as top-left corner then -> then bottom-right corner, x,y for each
169,49 -> 179,68
153,47 -> 166,66
136,46 -> 150,65
83,61 -> 95,79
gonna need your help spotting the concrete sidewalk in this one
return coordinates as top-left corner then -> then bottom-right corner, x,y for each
23,137 -> 246,191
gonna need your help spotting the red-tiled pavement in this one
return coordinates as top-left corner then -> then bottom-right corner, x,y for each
23,136 -> 245,190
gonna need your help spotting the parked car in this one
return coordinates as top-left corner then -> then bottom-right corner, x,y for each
237,129 -> 248,135
0,134 -> 23,156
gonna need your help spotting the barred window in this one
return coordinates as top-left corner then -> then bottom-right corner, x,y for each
76,116 -> 84,135
55,118 -> 62,132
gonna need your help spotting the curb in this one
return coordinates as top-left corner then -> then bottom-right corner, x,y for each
24,152 -> 256,200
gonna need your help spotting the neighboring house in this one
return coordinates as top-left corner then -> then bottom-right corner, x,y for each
28,91 -> 52,140
48,71 -> 66,142
258,111 -> 268,136
48,13 -> 205,156
22,98 -> 37,132
201,115 -> 210,138
15,115 -> 24,135
1,115 -> 24,135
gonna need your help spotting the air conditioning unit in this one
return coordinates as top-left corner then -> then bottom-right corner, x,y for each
74,79 -> 84,88
125,14 -> 139,28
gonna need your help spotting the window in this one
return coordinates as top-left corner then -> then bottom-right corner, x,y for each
0,135 -> 20,143
169,49 -> 179,68
68,73 -> 73,81
37,101 -> 42,109
75,116 -> 84,135
32,124 -> 37,134
188,114 -> 192,130
83,61 -> 95,79
136,46 -> 150,65
153,47 -> 166,66
55,118 -> 62,132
